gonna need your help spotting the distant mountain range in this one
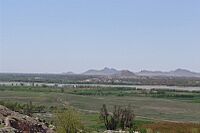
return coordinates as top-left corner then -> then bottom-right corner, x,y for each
82,67 -> 135,77
62,71 -> 75,75
65,67 -> 200,78
83,67 -> 118,76
137,68 -> 200,77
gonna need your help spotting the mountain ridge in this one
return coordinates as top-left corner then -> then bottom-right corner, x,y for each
137,68 -> 200,77
65,67 -> 200,78
82,67 -> 118,76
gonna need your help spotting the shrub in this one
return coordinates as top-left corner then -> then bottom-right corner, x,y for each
55,108 -> 84,133
99,104 -> 135,130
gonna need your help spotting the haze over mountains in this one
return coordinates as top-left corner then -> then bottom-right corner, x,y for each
67,67 -> 200,78
83,67 -> 119,76
82,67 -> 136,77
136,68 -> 200,77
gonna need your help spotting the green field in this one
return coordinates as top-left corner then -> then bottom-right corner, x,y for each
0,85 -> 200,131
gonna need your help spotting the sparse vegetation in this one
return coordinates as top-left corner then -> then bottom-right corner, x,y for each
0,101 -> 46,115
100,104 -> 135,130
55,107 -> 84,133
0,84 -> 200,132
71,87 -> 200,103
142,122 -> 200,133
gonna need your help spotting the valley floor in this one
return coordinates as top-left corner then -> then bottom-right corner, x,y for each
0,84 -> 200,132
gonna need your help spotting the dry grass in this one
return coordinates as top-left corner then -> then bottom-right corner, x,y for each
142,122 -> 200,133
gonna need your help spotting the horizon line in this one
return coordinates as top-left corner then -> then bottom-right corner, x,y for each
0,67 -> 199,74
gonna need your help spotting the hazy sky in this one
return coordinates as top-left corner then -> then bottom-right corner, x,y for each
0,0 -> 200,73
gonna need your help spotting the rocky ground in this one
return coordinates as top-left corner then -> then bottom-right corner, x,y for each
0,105 -> 55,133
